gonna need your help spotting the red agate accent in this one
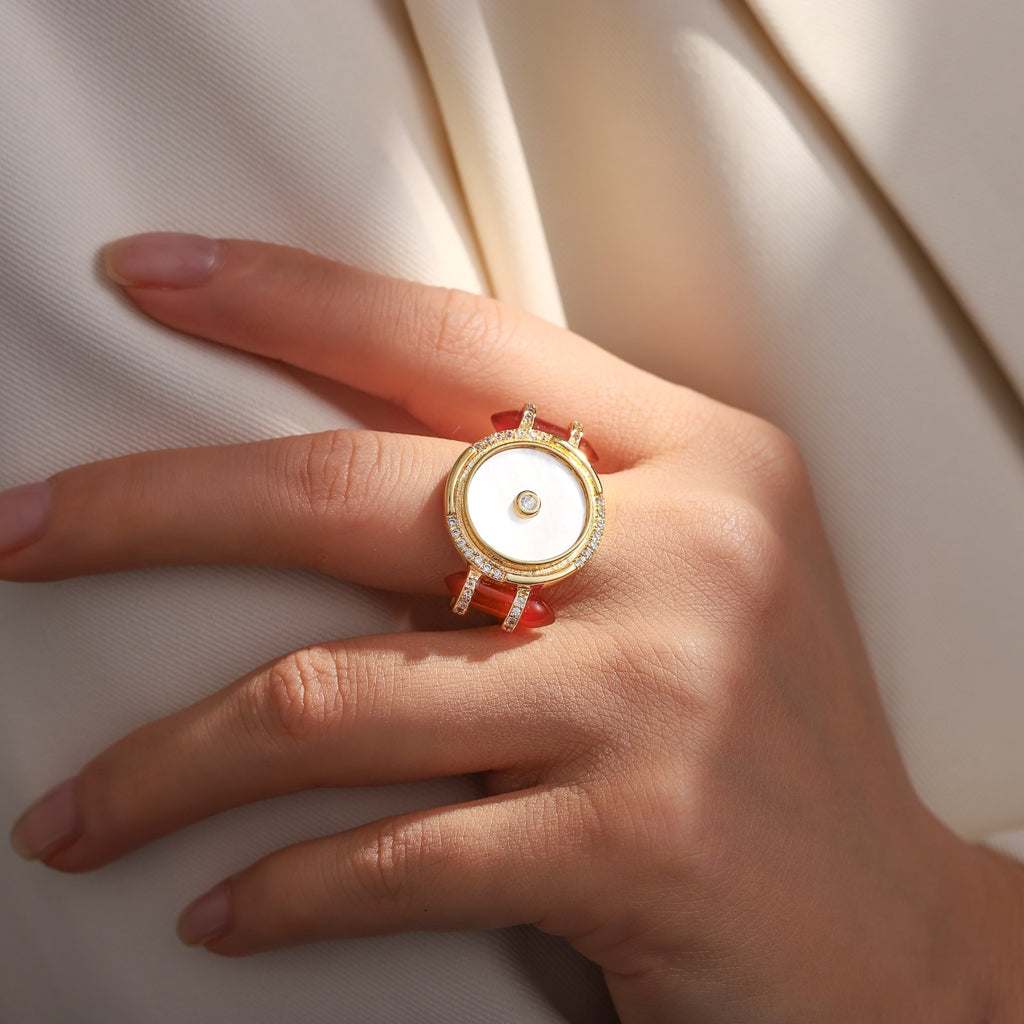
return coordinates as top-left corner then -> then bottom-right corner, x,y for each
490,410 -> 599,465
445,572 -> 556,628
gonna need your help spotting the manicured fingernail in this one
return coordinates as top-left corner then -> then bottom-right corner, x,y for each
0,481 -> 52,556
10,778 -> 83,861
103,232 -> 223,288
178,882 -> 233,947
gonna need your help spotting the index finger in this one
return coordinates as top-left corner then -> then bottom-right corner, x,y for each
103,234 -> 689,465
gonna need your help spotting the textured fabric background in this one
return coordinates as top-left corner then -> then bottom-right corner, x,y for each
2,1 -> 1022,1020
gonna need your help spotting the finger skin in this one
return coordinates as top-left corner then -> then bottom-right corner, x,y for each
191,789 -> 588,957
0,430 -> 465,586
109,237 -> 682,466
31,628 -> 579,875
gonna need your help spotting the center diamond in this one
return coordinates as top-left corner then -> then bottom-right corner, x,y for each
515,490 -> 541,517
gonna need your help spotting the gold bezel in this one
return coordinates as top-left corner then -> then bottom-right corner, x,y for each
444,427 -> 604,587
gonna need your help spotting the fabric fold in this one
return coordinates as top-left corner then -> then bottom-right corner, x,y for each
744,0 -> 1024,406
404,0 -> 566,324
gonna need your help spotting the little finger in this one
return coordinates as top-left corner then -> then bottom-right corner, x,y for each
178,786 -> 592,955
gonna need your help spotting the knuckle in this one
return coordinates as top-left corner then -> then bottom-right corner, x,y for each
600,629 -> 709,722
288,429 -> 386,529
352,821 -> 428,906
734,417 -> 809,496
667,628 -> 751,718
291,253 -> 343,320
248,646 -> 351,743
687,496 -> 786,615
638,633 -> 713,692
423,287 -> 520,367
604,623 -> 759,749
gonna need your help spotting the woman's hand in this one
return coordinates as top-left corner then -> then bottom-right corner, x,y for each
5,234 -> 1023,1023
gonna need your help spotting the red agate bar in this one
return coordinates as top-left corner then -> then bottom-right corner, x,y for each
444,572 -> 556,628
490,410 -> 599,465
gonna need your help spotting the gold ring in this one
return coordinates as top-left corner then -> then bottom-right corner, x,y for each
444,403 -> 604,631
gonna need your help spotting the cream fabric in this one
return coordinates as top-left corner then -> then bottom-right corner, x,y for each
475,0 -> 1024,840
2,1 -> 1022,1021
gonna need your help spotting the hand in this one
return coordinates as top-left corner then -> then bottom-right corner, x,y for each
6,234 -> 1023,1023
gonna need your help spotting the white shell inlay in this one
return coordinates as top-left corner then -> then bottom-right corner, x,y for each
465,447 -> 587,563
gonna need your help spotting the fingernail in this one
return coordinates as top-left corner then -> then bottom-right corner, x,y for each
0,481 -> 52,556
178,882 -> 233,947
10,778 -> 83,861
103,232 -> 223,288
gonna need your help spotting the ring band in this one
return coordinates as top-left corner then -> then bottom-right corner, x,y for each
443,403 -> 604,631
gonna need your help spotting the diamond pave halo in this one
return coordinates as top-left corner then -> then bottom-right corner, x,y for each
443,403 -> 604,632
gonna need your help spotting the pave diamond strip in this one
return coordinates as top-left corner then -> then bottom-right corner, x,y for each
518,403 -> 537,432
573,495 -> 605,569
501,584 -> 532,632
474,427 -> 556,451
453,567 -> 483,615
568,421 -> 584,448
447,515 -> 506,580
474,427 -> 554,451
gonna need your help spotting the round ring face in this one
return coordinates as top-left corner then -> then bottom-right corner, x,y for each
466,447 -> 587,562
445,426 -> 604,586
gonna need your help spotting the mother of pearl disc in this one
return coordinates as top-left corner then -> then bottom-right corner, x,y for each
468,446 -> 589,565
465,446 -> 588,563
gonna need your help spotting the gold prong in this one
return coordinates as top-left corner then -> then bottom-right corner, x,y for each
518,403 -> 537,432
453,567 -> 483,615
501,585 -> 532,631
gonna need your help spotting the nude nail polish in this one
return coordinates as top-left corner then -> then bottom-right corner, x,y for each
103,232 -> 223,288
9,778 -> 83,861
0,481 -> 52,556
178,882 -> 233,947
